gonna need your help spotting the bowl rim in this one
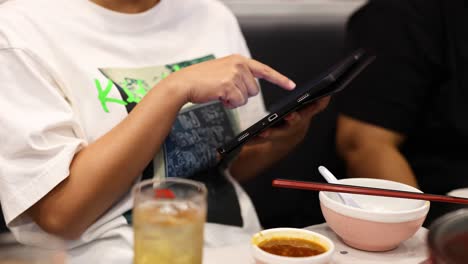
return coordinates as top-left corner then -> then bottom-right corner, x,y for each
251,228 -> 335,263
319,178 -> 430,223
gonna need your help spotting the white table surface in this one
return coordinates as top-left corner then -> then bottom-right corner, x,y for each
204,223 -> 428,264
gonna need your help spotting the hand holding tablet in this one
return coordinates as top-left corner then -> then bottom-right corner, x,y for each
218,49 -> 376,159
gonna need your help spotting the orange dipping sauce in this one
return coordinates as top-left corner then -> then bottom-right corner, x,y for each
258,237 -> 327,257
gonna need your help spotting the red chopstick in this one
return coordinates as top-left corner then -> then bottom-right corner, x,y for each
272,179 -> 468,205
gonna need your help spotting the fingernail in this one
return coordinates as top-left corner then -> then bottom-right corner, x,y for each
288,80 -> 296,89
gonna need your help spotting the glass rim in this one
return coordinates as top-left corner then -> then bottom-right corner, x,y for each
132,177 -> 207,201
428,208 -> 468,259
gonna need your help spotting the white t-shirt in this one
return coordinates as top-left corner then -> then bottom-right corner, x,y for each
0,0 -> 266,262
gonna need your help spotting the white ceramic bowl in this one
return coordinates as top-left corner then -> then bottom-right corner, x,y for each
447,188 -> 468,198
319,178 -> 430,251
251,228 -> 335,264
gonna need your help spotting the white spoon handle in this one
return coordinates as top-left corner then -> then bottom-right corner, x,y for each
318,166 -> 361,208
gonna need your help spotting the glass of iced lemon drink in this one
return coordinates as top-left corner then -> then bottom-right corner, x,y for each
132,178 -> 207,264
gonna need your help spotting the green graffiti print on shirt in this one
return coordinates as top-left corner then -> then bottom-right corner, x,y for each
95,79 -> 128,113
121,79 -> 148,104
96,55 -> 215,112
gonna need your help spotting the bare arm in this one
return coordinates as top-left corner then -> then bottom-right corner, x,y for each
231,97 -> 330,182
336,114 -> 419,188
27,55 -> 295,239
28,78 -> 186,240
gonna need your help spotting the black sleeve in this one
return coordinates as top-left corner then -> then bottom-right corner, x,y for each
336,0 -> 444,135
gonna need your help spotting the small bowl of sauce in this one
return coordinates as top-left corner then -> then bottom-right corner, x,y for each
251,228 -> 335,264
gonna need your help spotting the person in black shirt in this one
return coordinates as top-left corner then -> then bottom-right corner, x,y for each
336,0 -> 468,225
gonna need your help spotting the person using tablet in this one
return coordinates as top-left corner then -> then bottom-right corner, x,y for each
0,0 -> 329,262
336,0 -> 468,225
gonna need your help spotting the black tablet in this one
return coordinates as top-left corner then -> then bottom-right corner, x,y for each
217,49 -> 375,158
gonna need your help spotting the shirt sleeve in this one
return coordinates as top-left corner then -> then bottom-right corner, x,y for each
225,9 -> 268,131
0,48 -> 87,228
336,0 -> 443,135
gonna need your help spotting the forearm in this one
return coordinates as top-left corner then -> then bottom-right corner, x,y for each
230,98 -> 330,182
29,79 -> 186,239
342,143 -> 419,188
230,129 -> 308,181
230,140 -> 295,182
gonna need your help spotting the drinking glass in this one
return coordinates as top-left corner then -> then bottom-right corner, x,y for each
132,178 -> 207,264
0,234 -> 65,264
428,209 -> 468,264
